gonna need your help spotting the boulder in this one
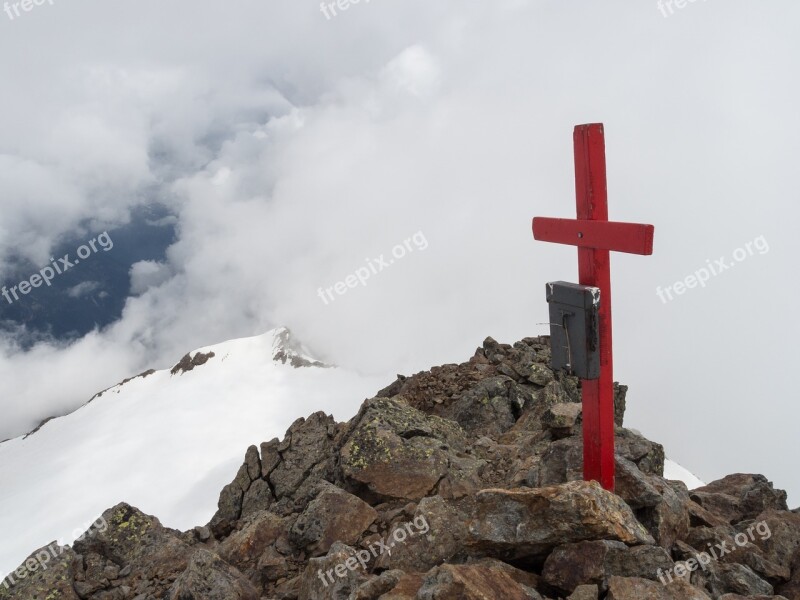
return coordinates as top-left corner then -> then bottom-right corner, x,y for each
417,560 -> 541,600
290,481 -> 378,556
635,478 -> 690,548
542,402 -> 582,438
219,510 -> 289,582
542,540 -> 673,593
299,542 -> 368,600
269,412 -> 339,504
692,561 -> 774,597
568,584 -> 600,600
691,475 -> 788,525
444,375 -> 520,437
168,548 -> 261,600
606,575 -> 711,599
340,397 -> 469,501
468,481 -> 654,561
0,544 -> 80,600
376,572 -> 426,599
375,495 -> 466,572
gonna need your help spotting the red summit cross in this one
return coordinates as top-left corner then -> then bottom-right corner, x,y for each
532,123 -> 654,492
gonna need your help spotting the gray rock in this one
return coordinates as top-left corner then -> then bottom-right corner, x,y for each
290,481 -> 377,556
299,542 -> 367,600
168,548 -> 260,599
568,584 -> 599,600
468,481 -> 654,561
542,540 -> 674,593
376,495 -> 466,572
691,474 -> 788,525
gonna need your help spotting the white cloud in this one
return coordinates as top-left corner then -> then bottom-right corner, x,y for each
0,1 -> 798,502
67,281 -> 102,298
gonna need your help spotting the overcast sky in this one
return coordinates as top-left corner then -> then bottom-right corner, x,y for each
0,1 -> 797,503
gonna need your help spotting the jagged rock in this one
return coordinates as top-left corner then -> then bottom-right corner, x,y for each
378,573 -> 426,599
340,397 -> 469,502
211,443 -> 273,538
635,478 -> 690,549
535,435 -> 584,486
749,510 -> 800,570
210,460 -> 253,538
290,481 -> 378,556
171,350 -> 216,375
777,545 -> 800,599
606,575 -> 712,599
70,504 -> 195,598
375,495 -> 466,572
542,402 -> 582,438
673,537 -> 790,589
615,428 -> 665,476
568,584 -> 599,599
241,477 -> 273,518
614,383 -> 628,427
417,560 -> 542,599
444,375 -> 520,437
719,595 -> 789,600
693,561 -> 774,597
468,481 -> 654,561
168,548 -> 261,599
684,510 -> 800,590
524,363 -> 555,386
510,381 -> 572,436
351,569 -> 405,599
536,429 -> 666,488
688,498 -> 730,528
542,540 -> 674,593
269,412 -> 339,504
615,455 -> 663,509
299,541 -> 367,600
0,544 -> 80,599
691,474 -> 788,524
219,510 -> 289,582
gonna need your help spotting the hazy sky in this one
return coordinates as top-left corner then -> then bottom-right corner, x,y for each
0,1 -> 797,502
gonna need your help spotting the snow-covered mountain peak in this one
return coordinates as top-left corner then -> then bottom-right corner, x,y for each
270,326 -> 330,368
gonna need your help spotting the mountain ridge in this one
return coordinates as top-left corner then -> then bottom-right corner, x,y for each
4,333 -> 790,600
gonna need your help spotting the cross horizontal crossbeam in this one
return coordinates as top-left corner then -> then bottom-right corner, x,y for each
533,218 -> 654,255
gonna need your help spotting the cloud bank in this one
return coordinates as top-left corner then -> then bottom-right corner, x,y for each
0,1 -> 797,501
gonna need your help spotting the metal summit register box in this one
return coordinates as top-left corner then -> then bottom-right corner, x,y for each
545,281 -> 601,380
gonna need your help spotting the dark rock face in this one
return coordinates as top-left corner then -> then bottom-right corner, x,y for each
691,474 -> 789,525
3,335 -> 796,600
170,351 -> 216,375
542,540 -> 674,593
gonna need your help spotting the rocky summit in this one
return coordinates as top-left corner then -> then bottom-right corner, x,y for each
3,336 -> 798,600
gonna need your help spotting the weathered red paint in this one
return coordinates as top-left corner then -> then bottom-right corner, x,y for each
532,123 -> 655,492
532,218 -> 654,255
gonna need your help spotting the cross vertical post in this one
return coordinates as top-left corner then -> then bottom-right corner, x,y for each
574,124 -> 615,491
